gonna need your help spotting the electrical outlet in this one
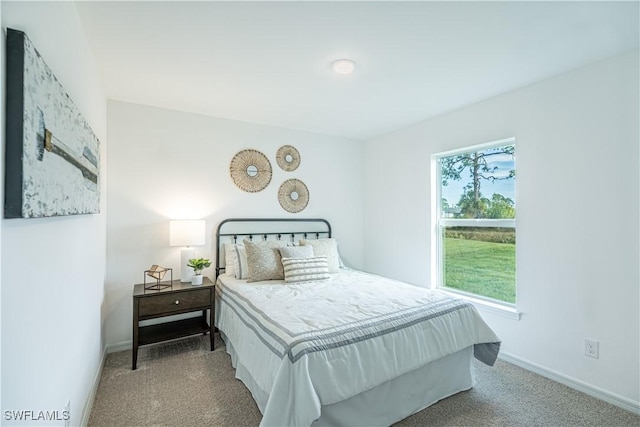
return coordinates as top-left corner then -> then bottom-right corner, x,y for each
585,339 -> 599,359
64,400 -> 71,427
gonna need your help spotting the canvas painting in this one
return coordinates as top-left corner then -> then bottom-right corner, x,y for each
5,28 -> 100,218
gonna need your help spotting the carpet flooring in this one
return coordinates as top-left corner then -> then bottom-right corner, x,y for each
88,334 -> 639,427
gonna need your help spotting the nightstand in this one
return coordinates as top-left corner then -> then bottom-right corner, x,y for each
132,277 -> 214,370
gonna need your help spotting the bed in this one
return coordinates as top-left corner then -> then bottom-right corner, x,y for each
214,218 -> 500,427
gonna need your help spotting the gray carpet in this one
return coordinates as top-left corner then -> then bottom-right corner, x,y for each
89,335 -> 639,427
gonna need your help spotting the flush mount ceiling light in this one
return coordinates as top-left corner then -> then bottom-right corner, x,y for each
332,59 -> 355,74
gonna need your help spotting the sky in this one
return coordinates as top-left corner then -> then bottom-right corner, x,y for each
440,149 -> 516,209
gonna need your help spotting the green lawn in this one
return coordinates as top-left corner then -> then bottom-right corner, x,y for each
444,237 -> 516,303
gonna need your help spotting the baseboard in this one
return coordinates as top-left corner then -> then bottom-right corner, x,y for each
106,340 -> 132,354
498,352 -> 640,415
80,346 -> 108,427
79,341 -> 132,426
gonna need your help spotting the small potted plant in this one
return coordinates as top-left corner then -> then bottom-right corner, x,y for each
187,257 -> 211,285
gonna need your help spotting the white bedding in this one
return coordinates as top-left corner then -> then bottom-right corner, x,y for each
215,269 -> 500,427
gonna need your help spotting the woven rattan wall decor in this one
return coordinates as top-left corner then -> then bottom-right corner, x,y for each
229,149 -> 272,192
278,178 -> 309,213
276,145 -> 301,172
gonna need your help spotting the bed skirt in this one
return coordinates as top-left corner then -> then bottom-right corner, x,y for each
221,332 -> 474,426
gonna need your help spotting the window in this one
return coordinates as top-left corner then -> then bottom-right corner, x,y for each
433,138 -> 516,306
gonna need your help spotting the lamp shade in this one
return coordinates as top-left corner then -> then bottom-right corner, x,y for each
169,220 -> 205,247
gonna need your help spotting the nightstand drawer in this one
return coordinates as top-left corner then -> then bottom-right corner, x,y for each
138,288 -> 210,317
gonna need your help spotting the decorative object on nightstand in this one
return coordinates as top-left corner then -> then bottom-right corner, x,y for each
278,178 -> 309,213
276,145 -> 300,172
144,265 -> 173,290
187,257 -> 212,285
169,219 -> 205,283
229,149 -> 272,192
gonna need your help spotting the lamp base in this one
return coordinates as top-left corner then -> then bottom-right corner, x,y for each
180,247 -> 196,283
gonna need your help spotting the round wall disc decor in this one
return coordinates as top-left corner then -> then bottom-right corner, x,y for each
278,179 -> 309,213
229,149 -> 272,193
276,145 -> 301,172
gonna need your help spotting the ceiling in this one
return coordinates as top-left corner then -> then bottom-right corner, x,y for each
76,1 -> 639,141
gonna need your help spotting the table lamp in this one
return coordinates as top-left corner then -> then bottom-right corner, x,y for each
169,220 -> 205,282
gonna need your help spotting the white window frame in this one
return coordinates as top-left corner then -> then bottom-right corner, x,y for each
430,137 -> 520,320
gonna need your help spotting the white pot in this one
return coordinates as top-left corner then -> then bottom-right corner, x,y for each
191,274 -> 203,286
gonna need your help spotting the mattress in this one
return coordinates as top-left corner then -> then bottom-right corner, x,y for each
215,269 -> 500,426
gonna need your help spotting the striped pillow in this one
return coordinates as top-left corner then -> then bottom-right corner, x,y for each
234,245 -> 248,279
224,243 -> 248,279
282,256 -> 330,284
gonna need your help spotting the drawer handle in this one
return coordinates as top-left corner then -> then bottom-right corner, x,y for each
174,300 -> 180,305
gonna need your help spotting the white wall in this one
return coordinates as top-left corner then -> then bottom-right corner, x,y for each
363,51 -> 639,409
1,2 -> 107,426
105,101 -> 364,348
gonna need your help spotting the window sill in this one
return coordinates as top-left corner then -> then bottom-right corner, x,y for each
440,289 -> 522,320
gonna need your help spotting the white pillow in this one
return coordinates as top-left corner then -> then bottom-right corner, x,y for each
224,243 -> 248,279
244,239 -> 288,282
299,238 -> 340,273
224,243 -> 237,277
282,256 -> 330,284
279,245 -> 314,259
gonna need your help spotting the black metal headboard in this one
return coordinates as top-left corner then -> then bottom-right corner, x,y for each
215,218 -> 332,278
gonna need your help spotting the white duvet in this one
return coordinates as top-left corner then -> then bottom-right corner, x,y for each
215,269 -> 500,427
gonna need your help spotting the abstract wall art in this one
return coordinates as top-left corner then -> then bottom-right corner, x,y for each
5,28 -> 101,218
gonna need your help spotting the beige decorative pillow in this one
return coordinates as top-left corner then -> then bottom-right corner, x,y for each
243,239 -> 288,282
299,238 -> 340,273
